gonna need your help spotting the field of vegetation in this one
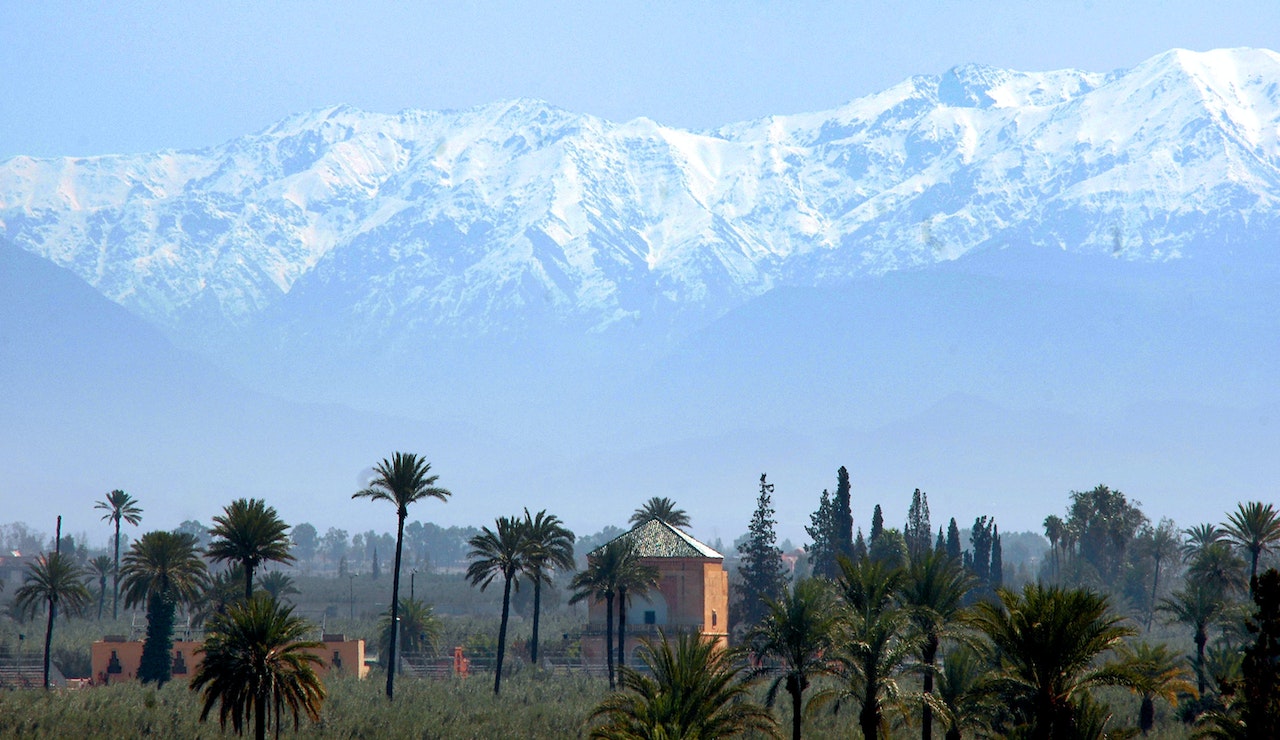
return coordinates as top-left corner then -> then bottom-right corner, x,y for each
1,455 -> 1278,738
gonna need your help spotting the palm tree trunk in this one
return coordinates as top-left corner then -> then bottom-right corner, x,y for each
112,518 -> 121,620
860,665 -> 879,740
789,677 -> 803,740
494,573 -> 512,695
1195,626 -> 1207,696
97,577 -> 106,620
530,577 -> 542,665
255,689 -> 267,740
385,511 -> 406,700
43,596 -> 56,689
1147,558 -> 1161,631
245,562 -> 255,602
605,592 -> 615,689
922,634 -> 937,740
617,585 -> 627,670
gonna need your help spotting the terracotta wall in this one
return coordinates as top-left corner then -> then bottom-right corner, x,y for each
90,637 -> 367,685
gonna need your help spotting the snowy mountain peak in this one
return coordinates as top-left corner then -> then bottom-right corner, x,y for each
3,48 -> 1280,343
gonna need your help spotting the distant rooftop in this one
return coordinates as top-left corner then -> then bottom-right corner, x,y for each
591,518 -> 723,559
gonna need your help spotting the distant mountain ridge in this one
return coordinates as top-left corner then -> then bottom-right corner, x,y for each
3,47 -> 1278,352
3,48 -> 1279,537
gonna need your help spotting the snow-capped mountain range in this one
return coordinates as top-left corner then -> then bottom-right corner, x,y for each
4,47 -> 1280,538
4,47 -> 1279,348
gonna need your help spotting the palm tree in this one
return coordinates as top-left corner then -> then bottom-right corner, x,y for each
614,544 -> 659,673
95,489 -> 142,620
192,596 -> 326,740
207,498 -> 295,602
258,571 -> 300,603
972,583 -> 1138,738
1182,523 -> 1225,563
935,646 -> 998,740
14,552 -> 91,689
1119,641 -> 1196,734
1139,519 -> 1181,630
899,550 -> 975,740
822,557 -> 915,740
378,596 -> 441,666
1043,515 -> 1065,582
88,554 -> 114,620
1222,501 -> 1280,592
743,578 -> 841,740
466,515 -> 529,695
1188,542 -> 1248,598
521,508 -> 575,666
194,563 -> 248,626
120,530 -> 209,686
570,539 -> 629,688
629,497 -> 691,528
589,631 -> 779,739
1160,581 -> 1226,697
352,451 -> 451,700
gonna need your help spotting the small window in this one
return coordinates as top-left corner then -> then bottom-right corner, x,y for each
711,610 -> 718,627
644,610 -> 656,625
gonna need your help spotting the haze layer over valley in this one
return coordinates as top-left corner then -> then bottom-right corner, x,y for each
3,47 -> 1278,541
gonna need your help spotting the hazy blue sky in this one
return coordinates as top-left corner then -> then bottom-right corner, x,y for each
2,1 -> 1275,160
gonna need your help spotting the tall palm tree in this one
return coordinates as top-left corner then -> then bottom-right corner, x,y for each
352,451 -> 451,700
589,631 -> 779,739
629,497 -> 691,528
1222,501 -> 1280,592
14,552 -> 91,689
120,530 -> 209,686
207,498 -> 295,602
192,596 -> 326,740
1160,581 -> 1226,697
1119,641 -> 1196,735
1043,515 -> 1065,582
744,578 -> 841,740
972,583 -> 1138,738
1139,519 -> 1181,630
1182,523 -> 1225,564
521,508 -> 575,666
899,550 -> 975,740
466,515 -> 529,695
88,554 -> 114,620
823,557 -> 915,740
570,539 -> 628,688
614,544 -> 659,673
95,489 -> 142,620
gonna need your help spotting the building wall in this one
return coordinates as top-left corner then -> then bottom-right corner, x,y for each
581,556 -> 729,660
90,637 -> 367,685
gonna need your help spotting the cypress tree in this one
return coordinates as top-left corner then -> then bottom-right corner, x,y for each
736,474 -> 787,629
946,518 -> 962,561
904,488 -> 932,560
990,526 -> 1003,588
805,489 -> 838,579
834,467 -> 854,561
970,516 -> 993,588
137,593 -> 175,686
935,526 -> 946,554
852,529 -> 868,563
870,505 -> 884,546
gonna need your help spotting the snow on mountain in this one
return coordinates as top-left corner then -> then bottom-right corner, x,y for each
3,48 -> 1280,343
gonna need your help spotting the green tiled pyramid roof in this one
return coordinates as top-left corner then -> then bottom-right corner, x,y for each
590,518 -> 723,559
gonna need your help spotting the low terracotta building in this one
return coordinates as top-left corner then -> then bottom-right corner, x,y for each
580,519 -> 729,664
90,633 -> 368,685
